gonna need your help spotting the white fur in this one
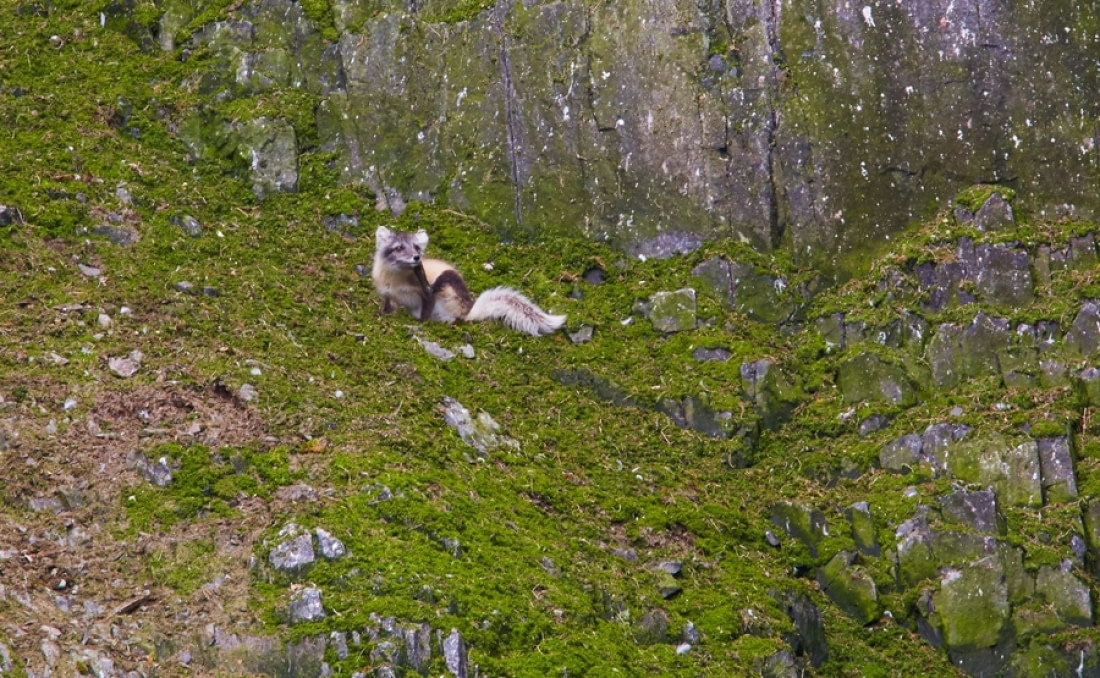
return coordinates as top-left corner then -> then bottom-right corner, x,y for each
466,287 -> 567,336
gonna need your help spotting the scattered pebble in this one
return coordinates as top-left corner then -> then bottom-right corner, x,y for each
78,263 -> 100,278
239,383 -> 258,402
108,352 -> 141,378
416,336 -> 455,361
568,325 -> 594,344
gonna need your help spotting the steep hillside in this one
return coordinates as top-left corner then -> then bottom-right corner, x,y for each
1,3 -> 1099,678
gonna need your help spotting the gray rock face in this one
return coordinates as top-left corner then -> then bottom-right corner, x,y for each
939,489 -> 1002,535
1064,302 -> 1100,357
927,313 -> 1011,389
441,629 -> 468,678
933,560 -> 1010,654
159,0 -> 1100,274
774,590 -> 828,668
1035,561 -> 1093,627
692,258 -> 794,324
836,352 -> 917,406
972,192 -> 1015,232
1037,437 -> 1077,503
402,624 -> 432,675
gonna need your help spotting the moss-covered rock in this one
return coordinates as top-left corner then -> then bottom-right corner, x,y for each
932,559 -> 1010,651
816,551 -> 881,626
836,352 -> 917,406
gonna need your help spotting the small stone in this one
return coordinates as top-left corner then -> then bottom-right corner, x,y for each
692,346 -> 731,362
416,337 -> 455,361
645,289 -> 697,333
540,557 -> 561,577
175,281 -> 195,294
657,571 -> 682,599
441,397 -> 518,456
288,586 -> 325,623
1037,437 -> 1077,502
97,313 -> 112,328
858,414 -> 890,437
765,530 -> 781,547
239,383 -> 258,402
275,482 -> 319,504
93,224 -> 140,246
78,263 -> 101,278
108,354 -> 140,378
314,528 -> 346,560
682,621 -> 700,644
635,608 -> 670,644
1035,561 -> 1093,626
171,214 -> 203,237
0,204 -> 24,226
29,496 -> 64,513
939,488 -> 1001,534
132,453 -> 173,487
568,324 -> 594,344
654,561 -> 683,576
269,530 -> 315,573
582,266 -> 605,284
329,632 -> 348,660
458,344 -> 475,359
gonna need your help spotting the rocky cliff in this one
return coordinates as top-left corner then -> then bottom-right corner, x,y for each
164,0 -> 1100,272
2,2 -> 1100,677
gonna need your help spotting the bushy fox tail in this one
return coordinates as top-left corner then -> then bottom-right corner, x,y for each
466,287 -> 566,336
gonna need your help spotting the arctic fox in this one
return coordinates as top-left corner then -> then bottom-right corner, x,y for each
371,226 -> 566,336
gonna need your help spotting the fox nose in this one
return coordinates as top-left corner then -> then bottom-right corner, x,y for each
412,254 -> 421,263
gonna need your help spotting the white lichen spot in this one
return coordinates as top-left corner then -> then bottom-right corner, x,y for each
456,87 -> 467,107
861,5 -> 875,27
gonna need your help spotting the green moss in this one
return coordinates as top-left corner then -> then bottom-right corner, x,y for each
955,184 -> 1017,211
123,443 -> 297,532
421,0 -> 495,25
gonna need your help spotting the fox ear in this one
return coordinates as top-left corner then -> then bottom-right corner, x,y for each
375,226 -> 392,247
413,230 -> 429,249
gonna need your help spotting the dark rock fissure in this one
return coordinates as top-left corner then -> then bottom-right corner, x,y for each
494,0 -> 525,229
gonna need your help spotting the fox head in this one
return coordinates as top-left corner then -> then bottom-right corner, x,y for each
376,226 -> 429,269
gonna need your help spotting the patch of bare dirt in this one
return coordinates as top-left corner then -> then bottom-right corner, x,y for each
0,381 -> 302,676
